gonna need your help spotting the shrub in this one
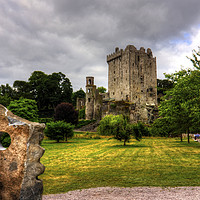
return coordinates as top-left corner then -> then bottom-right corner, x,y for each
54,103 -> 78,125
137,122 -> 151,136
150,117 -> 173,137
45,121 -> 74,142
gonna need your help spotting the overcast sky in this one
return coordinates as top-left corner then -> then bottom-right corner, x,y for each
1,0 -> 200,91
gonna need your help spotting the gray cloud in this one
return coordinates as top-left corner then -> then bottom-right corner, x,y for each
0,0 -> 200,91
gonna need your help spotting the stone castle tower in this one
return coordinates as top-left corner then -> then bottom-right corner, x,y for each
84,45 -> 158,123
85,77 -> 102,120
107,45 -> 157,105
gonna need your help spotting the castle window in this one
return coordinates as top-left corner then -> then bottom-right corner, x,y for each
114,78 -> 116,81
114,71 -> 115,74
88,98 -> 91,102
113,92 -> 115,95
141,90 -> 143,92
89,79 -> 91,85
121,92 -> 123,95
88,89 -> 90,93
138,56 -> 140,62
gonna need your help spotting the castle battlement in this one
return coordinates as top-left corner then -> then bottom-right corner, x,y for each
107,49 -> 122,62
107,45 -> 153,62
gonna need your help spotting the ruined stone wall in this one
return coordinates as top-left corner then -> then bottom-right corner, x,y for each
0,105 -> 45,200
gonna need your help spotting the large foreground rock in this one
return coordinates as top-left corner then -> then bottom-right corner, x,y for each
0,105 -> 45,200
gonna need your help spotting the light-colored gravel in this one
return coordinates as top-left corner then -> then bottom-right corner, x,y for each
42,187 -> 200,200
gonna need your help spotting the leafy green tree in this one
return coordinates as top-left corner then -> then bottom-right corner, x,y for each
0,84 -> 16,104
13,80 -> 32,99
150,117 -> 174,137
28,71 -> 73,111
8,98 -> 39,122
0,94 -> 12,107
45,121 -> 74,142
97,86 -> 107,93
98,115 -> 142,145
158,47 -> 200,143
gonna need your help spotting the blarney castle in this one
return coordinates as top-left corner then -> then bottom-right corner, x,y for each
77,45 -> 158,124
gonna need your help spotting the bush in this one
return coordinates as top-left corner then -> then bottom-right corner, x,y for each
54,103 -> 78,125
45,121 -> 74,142
8,98 -> 38,122
137,122 -> 151,136
150,117 -> 173,137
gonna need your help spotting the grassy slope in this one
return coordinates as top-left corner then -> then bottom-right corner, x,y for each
39,137 -> 200,194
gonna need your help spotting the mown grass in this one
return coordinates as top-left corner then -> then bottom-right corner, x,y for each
39,134 -> 200,194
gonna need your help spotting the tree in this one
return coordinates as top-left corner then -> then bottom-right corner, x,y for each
98,115 -> 142,146
54,103 -> 78,125
97,86 -> 107,93
8,98 -> 39,122
0,94 -> 12,107
158,47 -> 200,143
44,121 -> 74,142
13,80 -> 32,99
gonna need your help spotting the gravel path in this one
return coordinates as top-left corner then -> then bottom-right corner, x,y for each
42,187 -> 200,200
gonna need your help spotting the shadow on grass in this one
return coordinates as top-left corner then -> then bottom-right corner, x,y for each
41,141 -> 78,145
171,140 -> 200,148
109,144 -> 148,148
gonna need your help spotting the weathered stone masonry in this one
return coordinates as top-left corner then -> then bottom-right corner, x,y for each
0,105 -> 45,200
85,45 -> 158,123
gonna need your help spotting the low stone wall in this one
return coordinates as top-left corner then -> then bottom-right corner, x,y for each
0,105 -> 45,200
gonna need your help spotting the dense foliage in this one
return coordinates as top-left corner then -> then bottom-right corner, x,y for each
0,71 -> 73,118
8,98 -> 39,122
97,86 -> 107,93
152,47 -> 200,142
54,102 -> 78,125
45,121 -> 74,142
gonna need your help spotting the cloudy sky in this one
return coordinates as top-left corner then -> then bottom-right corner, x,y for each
1,0 -> 200,91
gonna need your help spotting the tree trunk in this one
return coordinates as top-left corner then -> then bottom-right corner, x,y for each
124,139 -> 126,146
180,133 -> 183,142
187,128 -> 190,143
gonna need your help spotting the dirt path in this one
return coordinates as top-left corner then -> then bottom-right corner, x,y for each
42,186 -> 200,200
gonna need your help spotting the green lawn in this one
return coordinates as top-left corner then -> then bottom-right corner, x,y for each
39,135 -> 200,194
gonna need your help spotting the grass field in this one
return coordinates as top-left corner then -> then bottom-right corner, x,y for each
39,134 -> 200,194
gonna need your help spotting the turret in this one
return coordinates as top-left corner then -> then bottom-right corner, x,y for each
85,77 -> 96,120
